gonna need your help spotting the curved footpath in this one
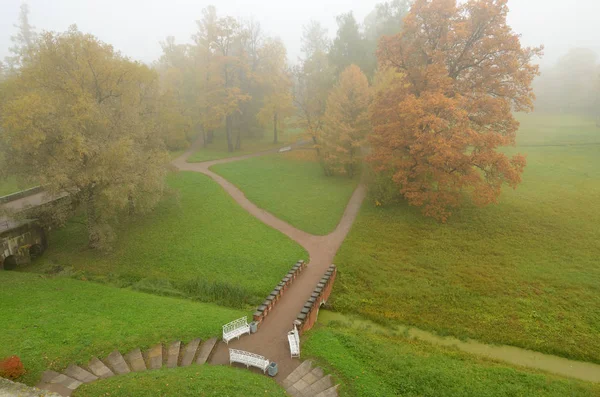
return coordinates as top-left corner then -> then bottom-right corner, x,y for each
173,142 -> 366,381
174,141 -> 600,385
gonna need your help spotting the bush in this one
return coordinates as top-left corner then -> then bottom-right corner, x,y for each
0,356 -> 25,379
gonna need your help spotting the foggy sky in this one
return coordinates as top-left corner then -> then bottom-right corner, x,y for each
1,0 -> 599,67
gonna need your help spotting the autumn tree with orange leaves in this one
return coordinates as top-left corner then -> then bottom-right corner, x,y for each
321,64 -> 371,178
369,0 -> 542,221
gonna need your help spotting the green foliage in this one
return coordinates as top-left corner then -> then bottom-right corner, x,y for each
212,151 -> 359,235
329,13 -> 370,76
303,324 -> 600,396
73,365 -> 287,397
25,172 -> 307,305
0,26 -> 170,249
331,113 -> 600,363
0,271 -> 245,385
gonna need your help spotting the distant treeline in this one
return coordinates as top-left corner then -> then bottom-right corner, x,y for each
534,48 -> 600,119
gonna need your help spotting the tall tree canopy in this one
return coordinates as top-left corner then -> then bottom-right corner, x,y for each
0,27 -> 170,248
329,13 -> 370,77
294,21 -> 335,147
320,65 -> 371,177
5,2 -> 37,72
256,38 -> 294,144
369,0 -> 542,221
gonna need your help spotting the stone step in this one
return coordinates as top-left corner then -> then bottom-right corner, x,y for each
105,350 -> 131,375
302,374 -> 333,396
301,367 -> 325,387
63,364 -> 98,383
166,341 -> 181,368
196,337 -> 218,365
87,357 -> 115,379
124,348 -> 147,372
146,344 -> 163,370
180,338 -> 201,367
35,382 -> 74,397
36,370 -> 82,396
314,385 -> 339,397
283,360 -> 313,390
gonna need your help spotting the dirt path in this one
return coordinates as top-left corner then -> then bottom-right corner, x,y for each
173,143 -> 366,380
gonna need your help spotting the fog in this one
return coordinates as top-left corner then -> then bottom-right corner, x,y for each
1,0 -> 599,66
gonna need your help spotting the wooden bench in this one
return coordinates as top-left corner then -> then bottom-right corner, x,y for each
223,317 -> 251,344
288,325 -> 300,358
229,349 -> 270,373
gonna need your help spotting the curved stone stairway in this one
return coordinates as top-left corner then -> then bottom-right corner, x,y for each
36,337 -> 217,396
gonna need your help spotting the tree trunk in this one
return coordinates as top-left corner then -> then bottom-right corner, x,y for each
348,148 -> 354,178
128,192 -> 135,216
273,112 -> 278,144
202,126 -> 208,148
84,187 -> 101,249
226,115 -> 234,152
207,130 -> 214,144
235,119 -> 241,150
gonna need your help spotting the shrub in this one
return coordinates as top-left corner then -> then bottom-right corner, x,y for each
0,356 -> 25,379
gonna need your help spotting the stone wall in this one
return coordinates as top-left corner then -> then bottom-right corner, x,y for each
0,186 -> 43,204
0,377 -> 61,397
295,265 -> 337,335
1,221 -> 47,270
253,260 -> 307,328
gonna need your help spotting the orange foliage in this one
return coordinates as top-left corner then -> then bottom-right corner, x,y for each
369,0 -> 542,221
0,355 -> 25,379
321,65 -> 372,178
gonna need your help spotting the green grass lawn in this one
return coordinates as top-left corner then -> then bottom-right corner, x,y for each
24,171 -> 307,307
73,365 -> 287,397
212,151 -> 359,235
187,127 -> 304,163
302,323 -> 600,397
330,113 -> 600,363
0,272 -> 245,386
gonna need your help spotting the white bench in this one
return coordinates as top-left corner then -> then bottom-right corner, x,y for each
288,325 -> 300,358
223,317 -> 251,344
229,349 -> 270,373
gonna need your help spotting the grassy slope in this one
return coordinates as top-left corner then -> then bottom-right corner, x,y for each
303,324 -> 600,397
73,365 -> 287,397
25,172 -> 307,306
187,127 -> 304,163
0,176 -> 26,196
0,272 -> 245,385
212,151 -> 359,235
331,113 -> 600,363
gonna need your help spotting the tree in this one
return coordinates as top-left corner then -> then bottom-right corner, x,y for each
5,2 -> 37,71
321,65 -> 371,177
369,0 -> 542,221
0,27 -> 170,249
256,38 -> 294,144
155,37 -> 195,150
363,0 -> 411,76
534,48 -> 598,114
301,20 -> 329,57
329,13 -> 369,76
294,21 -> 335,148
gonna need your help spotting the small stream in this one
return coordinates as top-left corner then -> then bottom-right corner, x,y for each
318,310 -> 600,383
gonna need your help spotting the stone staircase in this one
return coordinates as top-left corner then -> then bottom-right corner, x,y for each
282,360 -> 338,397
35,337 -> 218,396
